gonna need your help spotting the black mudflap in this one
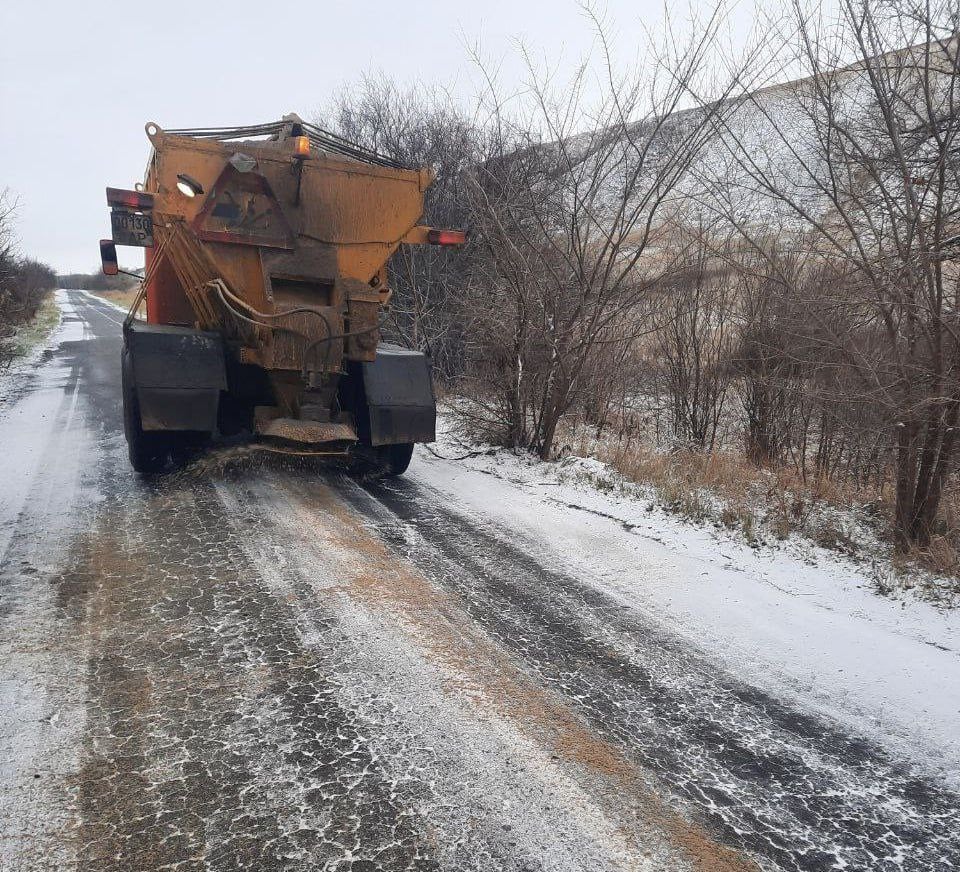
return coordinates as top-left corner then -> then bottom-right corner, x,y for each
125,321 -> 227,432
351,343 -> 436,446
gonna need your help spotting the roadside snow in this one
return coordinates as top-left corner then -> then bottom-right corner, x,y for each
0,290 -> 96,870
410,420 -> 960,788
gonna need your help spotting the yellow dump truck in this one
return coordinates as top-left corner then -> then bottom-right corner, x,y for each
100,115 -> 464,473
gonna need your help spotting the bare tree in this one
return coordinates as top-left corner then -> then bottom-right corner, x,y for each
0,191 -> 18,314
459,9 -> 742,458
706,0 -> 960,548
650,223 -> 734,450
718,245 -> 812,466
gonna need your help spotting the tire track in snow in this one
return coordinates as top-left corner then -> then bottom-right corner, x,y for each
271,469 -> 762,872
334,474 -> 960,872
216,470 -> 722,871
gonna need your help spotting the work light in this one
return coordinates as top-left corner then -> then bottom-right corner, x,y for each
176,173 -> 204,198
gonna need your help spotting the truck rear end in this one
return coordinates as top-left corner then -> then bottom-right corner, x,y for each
101,115 -> 464,473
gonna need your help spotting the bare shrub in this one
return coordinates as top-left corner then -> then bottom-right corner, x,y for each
0,192 -> 57,367
58,268 -> 138,293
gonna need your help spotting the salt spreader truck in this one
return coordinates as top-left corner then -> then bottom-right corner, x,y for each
99,115 -> 464,474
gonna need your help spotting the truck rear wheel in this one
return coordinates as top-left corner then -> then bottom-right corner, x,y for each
122,347 -> 170,474
377,442 -> 415,476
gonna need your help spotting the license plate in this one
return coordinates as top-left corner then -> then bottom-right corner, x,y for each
111,208 -> 154,247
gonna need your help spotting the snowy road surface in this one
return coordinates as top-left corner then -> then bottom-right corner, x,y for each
1,290 -> 959,871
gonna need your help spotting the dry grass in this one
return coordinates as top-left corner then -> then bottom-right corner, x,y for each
912,537 -> 960,576
559,420 -> 892,555
555,418 -> 960,600
1,292 -> 60,364
903,485 -> 960,581
600,443 -> 748,521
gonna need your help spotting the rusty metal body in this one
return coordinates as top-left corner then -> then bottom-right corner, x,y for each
106,115 -> 461,471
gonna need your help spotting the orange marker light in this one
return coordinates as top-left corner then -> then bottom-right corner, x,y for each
293,135 -> 310,158
427,229 -> 467,246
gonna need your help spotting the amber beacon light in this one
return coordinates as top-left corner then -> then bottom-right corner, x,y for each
293,135 -> 311,158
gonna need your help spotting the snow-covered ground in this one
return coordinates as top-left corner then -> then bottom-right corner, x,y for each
3,291 -> 957,869
411,421 -> 960,789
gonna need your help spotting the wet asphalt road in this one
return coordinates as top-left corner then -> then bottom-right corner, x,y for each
1,290 -> 959,872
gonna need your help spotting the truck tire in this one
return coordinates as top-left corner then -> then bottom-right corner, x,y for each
377,442 -> 415,476
122,347 -> 169,474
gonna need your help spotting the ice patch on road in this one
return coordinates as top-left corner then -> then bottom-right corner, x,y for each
55,291 -> 92,342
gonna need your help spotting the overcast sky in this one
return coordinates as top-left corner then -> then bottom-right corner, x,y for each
1,0 -> 765,274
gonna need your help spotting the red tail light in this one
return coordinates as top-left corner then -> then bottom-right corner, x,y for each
427,229 -> 467,246
106,187 -> 155,211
